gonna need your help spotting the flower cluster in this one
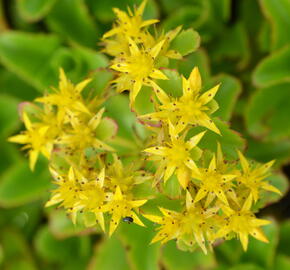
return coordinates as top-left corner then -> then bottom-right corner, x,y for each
9,0 -> 281,253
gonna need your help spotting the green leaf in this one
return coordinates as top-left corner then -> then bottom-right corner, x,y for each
0,69 -> 39,100
0,31 -> 60,91
118,222 -> 160,270
104,94 -> 147,150
162,175 -> 182,199
170,29 -> 200,56
95,117 -> 118,141
214,239 -> 243,266
163,1 -> 210,31
0,94 -> 20,138
240,221 -> 279,269
48,210 -> 94,239
0,229 -> 37,269
89,236 -> 130,270
46,0 -> 98,48
228,264 -> 264,270
134,86 -> 155,116
34,225 -> 91,264
189,119 -> 245,159
17,0 -> 57,22
210,23 -> 250,70
253,46 -> 290,87
0,158 -> 51,207
246,137 -> 290,166
253,173 -> 288,209
172,49 -> 211,81
278,220 -> 290,256
245,82 -> 290,141
212,74 -> 242,121
157,69 -> 182,97
259,0 -> 290,50
273,255 -> 290,270
161,240 -> 216,270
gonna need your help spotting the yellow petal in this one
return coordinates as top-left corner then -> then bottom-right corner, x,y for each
8,134 -> 29,144
149,69 -> 168,80
176,167 -> 190,189
151,81 -> 170,104
199,84 -> 220,104
194,188 -> 208,203
95,212 -> 105,232
88,108 -> 105,130
97,168 -> 105,188
131,212 -> 145,227
130,80 -> 142,105
150,39 -> 165,58
114,186 -> 123,201
215,190 -> 229,205
239,232 -> 249,251
208,155 -> 216,171
131,199 -> 147,208
250,228 -> 269,243
187,131 -> 206,149
164,164 -> 176,181
262,183 -> 281,195
22,112 -> 32,130
29,150 -> 39,171
93,138 -> 115,152
189,67 -> 201,92
109,216 -> 120,236
186,191 -> 193,209
140,19 -> 159,27
143,146 -> 168,156
143,214 -> 163,224
75,78 -> 92,93
238,151 -> 249,173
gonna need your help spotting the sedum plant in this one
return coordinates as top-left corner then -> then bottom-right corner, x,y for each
8,0 -> 282,255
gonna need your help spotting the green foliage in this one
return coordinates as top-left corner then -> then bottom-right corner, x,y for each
1,0 -> 290,269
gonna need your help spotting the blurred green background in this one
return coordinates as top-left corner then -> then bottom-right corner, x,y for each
1,0 -> 290,269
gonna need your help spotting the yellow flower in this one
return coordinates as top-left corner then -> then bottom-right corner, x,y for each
143,208 -> 183,244
103,0 -> 158,40
110,37 -> 168,105
237,151 -> 281,203
101,186 -> 147,236
144,121 -> 205,188
178,192 -> 219,253
217,194 -> 270,251
105,154 -> 152,193
57,108 -> 114,152
35,69 -> 91,124
192,154 -> 237,206
139,67 -> 220,134
46,167 -> 81,213
46,167 -> 108,230
8,112 -> 52,170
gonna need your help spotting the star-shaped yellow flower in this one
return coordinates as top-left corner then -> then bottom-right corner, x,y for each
143,207 -> 183,244
192,154 -> 237,206
8,112 -> 52,170
111,37 -> 168,105
101,186 -> 147,236
139,67 -> 220,134
237,151 -> 281,203
144,121 -> 205,188
217,194 -> 270,251
35,69 -> 91,124
57,108 -> 114,152
46,167 -> 108,231
103,0 -> 158,40
105,154 -> 152,193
